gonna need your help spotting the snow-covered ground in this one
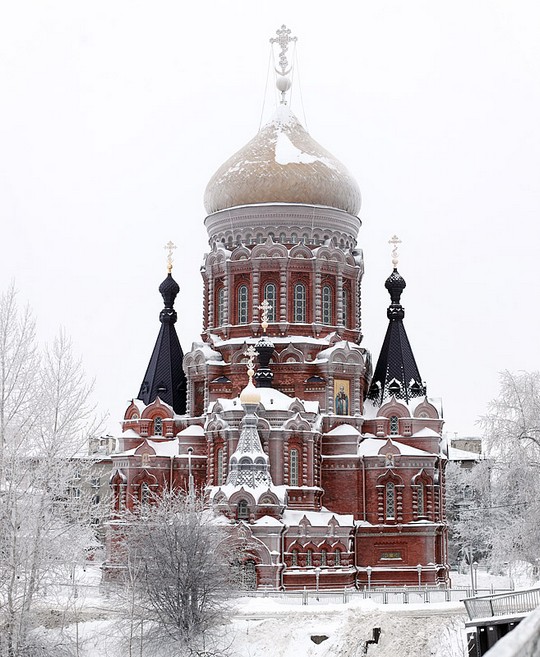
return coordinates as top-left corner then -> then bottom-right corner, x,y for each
31,564 -> 538,657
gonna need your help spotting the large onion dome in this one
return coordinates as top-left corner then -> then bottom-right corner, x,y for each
204,106 -> 361,216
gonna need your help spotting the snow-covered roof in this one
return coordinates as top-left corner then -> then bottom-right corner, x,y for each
253,515 -> 284,527
447,446 -> 483,462
282,508 -> 355,527
177,425 -> 205,437
357,437 -> 435,457
411,427 -> 441,438
209,388 -> 319,415
325,423 -> 361,437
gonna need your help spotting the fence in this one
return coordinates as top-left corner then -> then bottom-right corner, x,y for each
242,585 -> 512,606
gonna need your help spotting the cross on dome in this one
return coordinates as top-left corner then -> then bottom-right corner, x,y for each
164,240 -> 177,273
259,299 -> 271,333
388,235 -> 402,269
243,345 -> 258,378
270,24 -> 297,104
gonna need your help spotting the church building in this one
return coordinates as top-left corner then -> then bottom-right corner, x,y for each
105,26 -> 449,590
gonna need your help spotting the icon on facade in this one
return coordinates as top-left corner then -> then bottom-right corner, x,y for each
334,379 -> 350,415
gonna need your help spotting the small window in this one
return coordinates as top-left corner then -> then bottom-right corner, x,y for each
322,285 -> 332,325
342,288 -> 349,327
386,482 -> 396,520
154,417 -> 162,436
263,283 -> 277,322
216,287 -> 225,326
389,416 -> 399,435
92,494 -> 100,506
216,448 -> 224,486
417,484 -> 425,516
334,548 -> 341,566
306,549 -> 313,567
291,549 -> 299,567
141,482 -> 151,507
321,549 -> 327,566
293,283 -> 306,323
237,499 -> 249,519
238,285 -> 249,324
91,477 -> 100,489
290,449 -> 299,486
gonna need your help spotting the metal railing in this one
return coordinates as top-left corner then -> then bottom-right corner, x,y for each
241,585 -> 512,606
464,587 -> 540,621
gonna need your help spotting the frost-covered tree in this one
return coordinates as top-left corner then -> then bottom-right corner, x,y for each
478,370 -> 540,573
0,285 -> 101,657
122,491 -> 233,657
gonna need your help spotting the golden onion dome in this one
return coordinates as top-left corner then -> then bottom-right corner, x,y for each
204,106 -> 361,216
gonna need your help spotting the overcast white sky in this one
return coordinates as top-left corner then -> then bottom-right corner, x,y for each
1,1 -> 539,439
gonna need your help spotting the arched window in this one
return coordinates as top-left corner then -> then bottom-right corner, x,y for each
321,549 -> 327,566
241,559 -> 257,590
216,287 -> 225,326
141,482 -> 151,507
417,484 -> 425,516
291,549 -> 299,567
279,232 -> 286,243
342,288 -> 349,327
237,499 -> 249,519
386,482 -> 396,520
306,549 -> 313,567
238,285 -> 249,324
322,285 -> 332,325
216,448 -> 224,486
293,283 -> 306,323
290,449 -> 299,486
334,548 -> 341,566
389,416 -> 399,435
264,283 -> 277,322
154,417 -> 162,436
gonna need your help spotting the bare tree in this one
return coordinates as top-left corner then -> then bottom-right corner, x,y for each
122,492 -> 233,657
0,285 -> 101,657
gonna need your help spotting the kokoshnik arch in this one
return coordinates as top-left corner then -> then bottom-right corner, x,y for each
104,26 -> 449,590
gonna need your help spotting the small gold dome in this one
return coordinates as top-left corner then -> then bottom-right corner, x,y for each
204,106 -> 361,215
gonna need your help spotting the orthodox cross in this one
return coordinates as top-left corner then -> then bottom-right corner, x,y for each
388,235 -> 401,269
164,240 -> 177,273
259,299 -> 271,333
270,24 -> 297,75
243,345 -> 258,380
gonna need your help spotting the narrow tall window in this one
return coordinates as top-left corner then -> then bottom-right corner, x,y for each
291,549 -> 299,566
238,285 -> 249,324
417,484 -> 425,516
154,417 -> 162,436
216,448 -> 224,486
335,548 -> 341,566
322,285 -> 332,325
293,283 -> 306,323
389,415 -> 399,435
386,482 -> 395,520
306,549 -> 313,567
342,288 -> 349,327
141,482 -> 150,507
290,449 -> 299,486
321,549 -> 327,566
216,287 -> 225,326
264,283 -> 277,322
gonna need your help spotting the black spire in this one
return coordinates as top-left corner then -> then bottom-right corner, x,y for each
367,267 -> 425,405
137,272 -> 187,414
254,333 -> 275,388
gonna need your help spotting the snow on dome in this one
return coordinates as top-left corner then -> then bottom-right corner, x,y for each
239,379 -> 261,405
204,106 -> 361,215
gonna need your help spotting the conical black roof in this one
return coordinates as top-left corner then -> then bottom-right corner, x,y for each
367,268 -> 425,405
137,273 -> 187,414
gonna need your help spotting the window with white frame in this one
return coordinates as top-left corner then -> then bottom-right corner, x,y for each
321,549 -> 327,566
216,448 -> 224,486
238,285 -> 249,324
335,548 -> 341,566
342,288 -> 349,327
216,287 -> 225,326
389,415 -> 399,435
290,448 -> 299,486
322,285 -> 332,325
154,417 -> 162,436
386,482 -> 396,519
306,549 -> 313,567
293,283 -> 306,323
417,483 -> 425,516
237,499 -> 249,519
263,283 -> 277,322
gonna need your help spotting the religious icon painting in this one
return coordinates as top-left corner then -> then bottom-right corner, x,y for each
334,379 -> 350,415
